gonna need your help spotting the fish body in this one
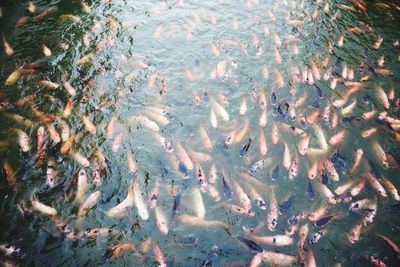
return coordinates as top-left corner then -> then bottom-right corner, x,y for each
78,191 -> 101,217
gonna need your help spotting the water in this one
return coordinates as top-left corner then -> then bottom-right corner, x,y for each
0,0 -> 400,266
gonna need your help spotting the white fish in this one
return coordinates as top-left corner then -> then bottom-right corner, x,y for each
312,124 -> 329,150
128,115 -> 159,132
190,187 -> 205,219
210,108 -> 218,128
133,181 -> 149,220
72,150 -> 90,167
106,184 -> 135,217
155,206 -> 169,235
42,44 -> 52,56
14,128 -> 31,152
210,97 -> 229,121
76,168 -> 88,204
127,151 -> 138,174
78,191 -> 101,217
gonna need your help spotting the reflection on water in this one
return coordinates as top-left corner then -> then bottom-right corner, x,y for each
1,0 -> 400,266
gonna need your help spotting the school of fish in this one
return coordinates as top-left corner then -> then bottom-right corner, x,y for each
1,0 -> 400,266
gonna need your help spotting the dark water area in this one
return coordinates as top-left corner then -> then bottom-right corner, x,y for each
0,0 -> 400,266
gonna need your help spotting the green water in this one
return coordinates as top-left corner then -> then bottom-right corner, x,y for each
1,0 -> 400,266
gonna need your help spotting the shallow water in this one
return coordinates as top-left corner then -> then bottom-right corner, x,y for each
1,0 -> 400,266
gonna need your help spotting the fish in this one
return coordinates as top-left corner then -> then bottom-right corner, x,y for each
240,138 -> 252,157
314,215 -> 335,227
348,223 -> 362,244
210,96 -> 229,121
259,128 -> 267,155
78,191 -> 101,218
77,51 -> 94,65
31,195 -> 58,216
244,228 -> 293,246
106,183 -> 135,217
289,152 -> 299,180
381,177 -> 399,201
131,181 -> 149,220
59,14 -> 81,23
72,150 -> 90,167
3,36 -> 14,56
5,69 -> 21,85
178,214 -> 230,232
13,128 -> 31,152
328,130 -> 345,145
267,190 -> 278,231
237,236 -> 263,253
75,168 -> 88,204
62,79 -> 77,96
189,187 -> 205,219
283,142 -> 292,170
112,132 -> 124,152
279,196 -> 295,213
81,115 -> 96,134
316,183 -> 337,204
248,159 -> 266,174
252,251 -> 297,266
127,151 -> 138,175
240,97 -> 247,115
194,160 -> 208,191
297,135 -> 311,156
210,108 -> 218,128
155,206 -> 169,235
363,255 -> 387,267
3,161 -> 16,189
221,171 -> 233,199
375,234 -> 400,256
153,241 -> 167,267
231,180 -> 251,211
312,124 -> 329,150
128,115 -> 159,132
103,243 -> 137,260
271,123 -> 279,144
298,223 -> 309,264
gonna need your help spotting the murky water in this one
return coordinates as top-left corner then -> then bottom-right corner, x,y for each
1,0 -> 400,266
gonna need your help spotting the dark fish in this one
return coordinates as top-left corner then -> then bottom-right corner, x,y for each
279,196 -> 295,213
321,170 -> 329,185
174,235 -> 198,247
362,48 -> 368,59
341,116 -> 362,123
315,84 -> 323,98
203,91 -> 209,102
178,161 -> 189,178
315,215 -> 335,227
240,138 -> 252,157
277,102 -> 289,117
159,161 -> 169,180
144,171 -> 151,187
104,156 -> 113,174
331,150 -> 348,174
221,172 -> 233,199
171,193 -> 181,219
311,98 -> 321,108
62,175 -> 74,193
271,163 -> 280,181
270,91 -> 277,106
200,252 -> 218,267
307,180 -> 315,200
237,236 -> 263,253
